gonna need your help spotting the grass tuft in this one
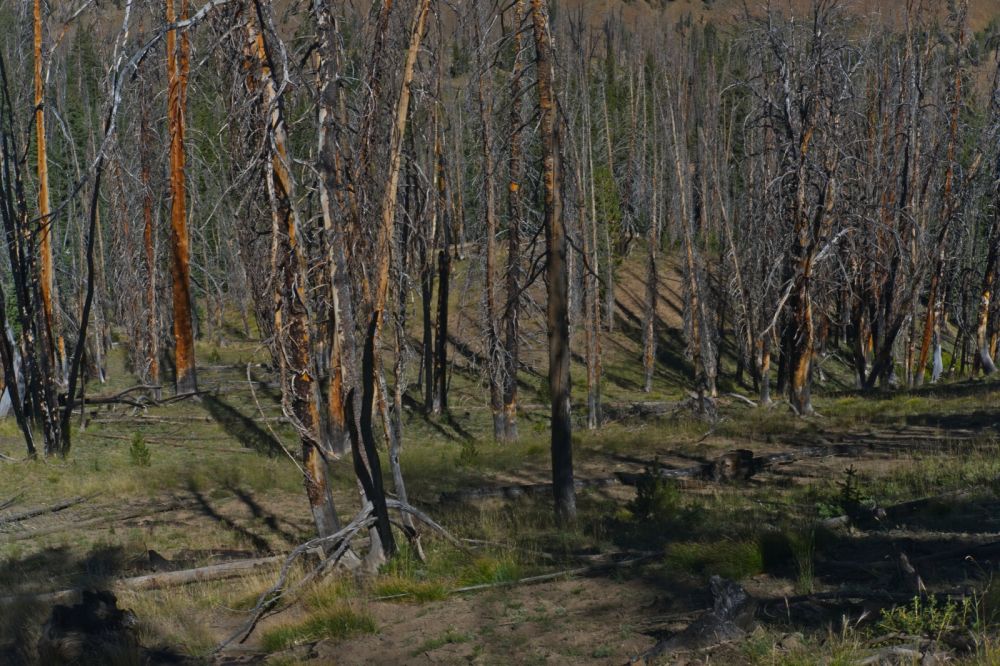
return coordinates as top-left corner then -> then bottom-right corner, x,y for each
456,553 -> 522,587
260,605 -> 376,653
372,575 -> 449,602
666,539 -> 764,581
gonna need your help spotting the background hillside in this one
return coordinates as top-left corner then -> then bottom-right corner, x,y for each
569,0 -> 999,32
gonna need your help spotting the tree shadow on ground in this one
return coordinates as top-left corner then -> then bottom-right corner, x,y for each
229,486 -> 306,546
201,394 -> 285,457
185,484 -> 273,555
895,410 -> 1000,432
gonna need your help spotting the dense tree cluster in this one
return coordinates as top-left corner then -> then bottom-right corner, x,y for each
0,0 -> 999,555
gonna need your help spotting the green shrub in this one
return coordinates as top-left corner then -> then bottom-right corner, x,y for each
878,595 -> 974,641
128,433 -> 151,467
627,464 -> 682,523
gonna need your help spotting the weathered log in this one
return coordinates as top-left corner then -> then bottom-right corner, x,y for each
0,496 -> 90,527
120,556 -> 283,591
0,555 -> 284,607
820,475 -> 1000,529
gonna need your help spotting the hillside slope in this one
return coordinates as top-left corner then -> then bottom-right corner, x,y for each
569,0 -> 998,33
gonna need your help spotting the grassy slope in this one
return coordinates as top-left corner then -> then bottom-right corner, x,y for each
2,245 -> 1000,663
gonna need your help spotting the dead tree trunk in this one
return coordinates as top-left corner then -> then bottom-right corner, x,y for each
34,0 -> 64,383
475,5 -> 504,439
138,87 -> 160,399
166,0 -> 197,394
246,4 -> 339,542
432,126 -> 450,417
502,0 -> 526,442
532,0 -> 575,523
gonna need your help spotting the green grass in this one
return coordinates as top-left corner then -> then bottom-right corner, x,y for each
260,605 -> 377,652
9,291 -> 1000,662
372,575 -> 449,602
666,539 -> 765,581
456,553 -> 523,587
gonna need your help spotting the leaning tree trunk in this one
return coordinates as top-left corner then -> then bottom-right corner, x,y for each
247,5 -> 339,542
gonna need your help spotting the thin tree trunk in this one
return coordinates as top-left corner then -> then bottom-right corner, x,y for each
532,0 -> 574,523
166,0 -> 197,394
248,5 -> 338,542
476,7 -> 503,439
33,0 -> 64,383
502,0 -> 526,442
433,127 -> 450,417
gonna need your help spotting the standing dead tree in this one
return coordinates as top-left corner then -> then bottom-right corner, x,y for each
532,0 -> 575,522
240,0 -> 341,543
166,0 -> 197,394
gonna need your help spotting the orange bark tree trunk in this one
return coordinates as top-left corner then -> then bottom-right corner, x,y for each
166,0 -> 197,394
34,0 -> 63,381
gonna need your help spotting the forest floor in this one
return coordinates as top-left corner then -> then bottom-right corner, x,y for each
4,255 -> 1000,664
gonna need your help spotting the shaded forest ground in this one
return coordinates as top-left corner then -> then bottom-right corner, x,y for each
3,249 -> 1000,664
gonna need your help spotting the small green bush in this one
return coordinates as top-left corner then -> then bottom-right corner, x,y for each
627,464 -> 682,523
128,433 -> 151,467
878,595 -> 974,641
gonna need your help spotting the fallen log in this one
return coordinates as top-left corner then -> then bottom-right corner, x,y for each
0,496 -> 91,527
820,475 -> 1000,529
120,555 -> 282,591
438,476 -> 621,503
0,555 -> 284,607
4,499 -> 202,542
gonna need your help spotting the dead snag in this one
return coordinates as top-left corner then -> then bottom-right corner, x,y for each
245,3 -> 339,542
166,0 -> 197,394
532,0 -> 575,523
502,0 -> 527,442
474,4 -> 504,439
34,0 -> 65,383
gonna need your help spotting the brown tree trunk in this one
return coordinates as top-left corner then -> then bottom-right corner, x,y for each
33,0 -> 63,382
248,5 -> 338,542
166,0 -> 197,394
532,0 -> 574,523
